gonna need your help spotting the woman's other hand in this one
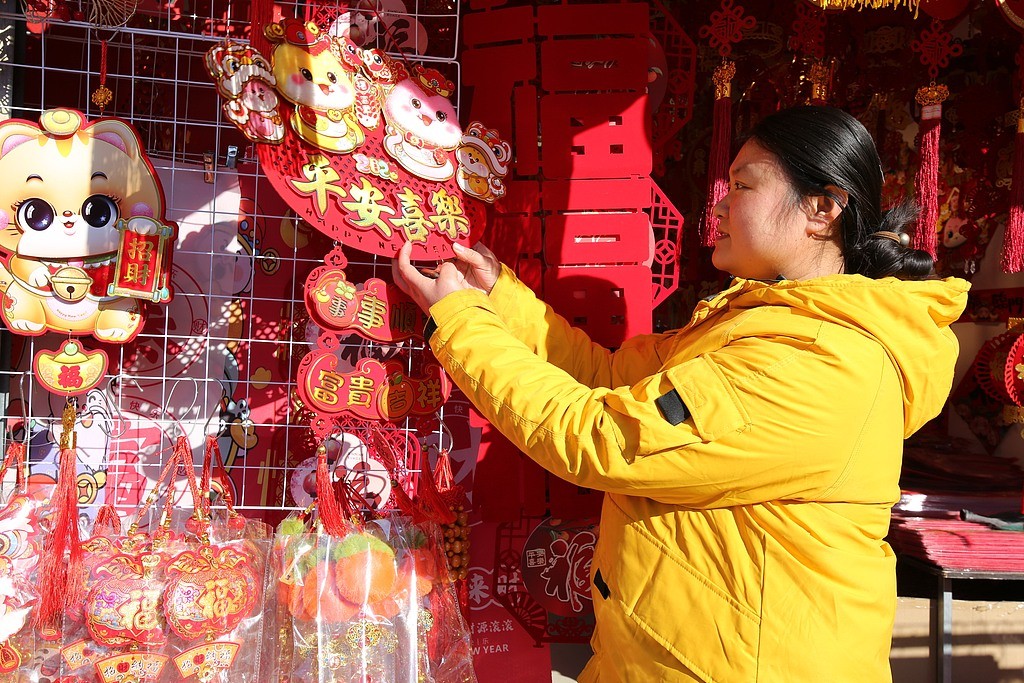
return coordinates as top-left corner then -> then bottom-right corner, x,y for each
451,241 -> 501,294
392,241 -> 499,312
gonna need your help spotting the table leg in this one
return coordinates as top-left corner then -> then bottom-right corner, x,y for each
930,573 -> 953,683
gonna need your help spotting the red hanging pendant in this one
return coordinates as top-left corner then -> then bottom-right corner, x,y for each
91,40 -> 113,112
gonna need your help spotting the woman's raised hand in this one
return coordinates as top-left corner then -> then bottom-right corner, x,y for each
391,241 -> 501,313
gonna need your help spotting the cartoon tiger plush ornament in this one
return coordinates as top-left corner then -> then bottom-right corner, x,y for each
0,109 -> 165,342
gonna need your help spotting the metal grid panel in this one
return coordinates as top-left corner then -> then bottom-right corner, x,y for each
0,0 -> 462,520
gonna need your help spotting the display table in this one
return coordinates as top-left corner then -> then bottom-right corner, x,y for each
896,554 -> 1024,683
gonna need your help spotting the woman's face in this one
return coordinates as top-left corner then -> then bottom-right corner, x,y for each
711,140 -> 811,280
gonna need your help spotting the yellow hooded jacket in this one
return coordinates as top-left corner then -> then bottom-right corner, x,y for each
427,266 -> 969,683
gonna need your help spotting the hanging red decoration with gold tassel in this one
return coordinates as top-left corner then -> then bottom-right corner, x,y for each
912,82 -> 947,257
913,18 -> 958,259
703,60 -> 736,247
698,0 -> 755,247
1003,47 -> 1024,273
788,2 -> 831,105
909,18 -> 962,257
35,399 -> 84,630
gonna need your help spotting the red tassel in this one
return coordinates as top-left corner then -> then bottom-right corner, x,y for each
315,442 -> 346,536
36,402 -> 83,630
701,61 -> 736,248
435,449 -> 469,513
0,442 -> 26,491
201,435 -> 235,514
1003,99 -> 1024,273
92,503 -> 121,536
248,0 -> 274,56
912,84 -> 947,258
416,451 -> 456,525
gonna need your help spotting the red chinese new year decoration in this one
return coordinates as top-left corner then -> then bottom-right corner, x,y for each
789,3 -> 832,105
304,267 -> 425,343
296,338 -> 452,425
214,16 -> 509,260
32,340 -> 108,397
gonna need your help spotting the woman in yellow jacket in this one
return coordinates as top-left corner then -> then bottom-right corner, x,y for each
394,106 -> 969,682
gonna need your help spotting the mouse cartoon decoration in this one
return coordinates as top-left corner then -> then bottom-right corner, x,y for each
0,108 -> 176,395
206,18 -> 509,259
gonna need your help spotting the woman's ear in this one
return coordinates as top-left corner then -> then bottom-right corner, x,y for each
805,184 -> 848,237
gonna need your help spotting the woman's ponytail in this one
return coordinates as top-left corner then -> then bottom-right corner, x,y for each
844,199 -> 934,279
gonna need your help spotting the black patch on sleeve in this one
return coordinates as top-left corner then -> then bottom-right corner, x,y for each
594,569 -> 610,599
422,316 -> 438,342
654,388 -> 690,426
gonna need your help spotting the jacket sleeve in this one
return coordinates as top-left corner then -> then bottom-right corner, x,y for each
485,264 -> 677,388
428,288 -> 896,509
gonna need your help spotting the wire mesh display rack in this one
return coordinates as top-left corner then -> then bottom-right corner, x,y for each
0,0 -> 463,519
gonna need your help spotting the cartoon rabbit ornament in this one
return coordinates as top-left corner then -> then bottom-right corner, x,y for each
0,109 -> 176,394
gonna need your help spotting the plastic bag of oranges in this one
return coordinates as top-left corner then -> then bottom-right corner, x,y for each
271,435 -> 475,683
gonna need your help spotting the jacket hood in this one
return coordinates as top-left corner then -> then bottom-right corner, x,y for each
728,274 -> 970,436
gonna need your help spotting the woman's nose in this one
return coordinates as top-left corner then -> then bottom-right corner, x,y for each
713,195 -> 727,219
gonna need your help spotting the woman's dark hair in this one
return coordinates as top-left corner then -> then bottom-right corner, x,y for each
745,106 -> 933,280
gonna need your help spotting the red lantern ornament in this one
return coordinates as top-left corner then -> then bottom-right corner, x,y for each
919,0 -> 970,21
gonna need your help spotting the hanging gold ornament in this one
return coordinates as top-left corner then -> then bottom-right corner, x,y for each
91,39 -> 112,112
810,0 -> 920,16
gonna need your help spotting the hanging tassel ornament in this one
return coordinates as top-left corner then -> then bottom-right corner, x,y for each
809,60 -> 833,105
91,39 -> 112,112
701,60 -> 736,247
36,399 -> 85,630
433,449 -> 471,583
909,17 -> 961,258
912,83 -> 948,257
1003,88 -> 1024,272
315,440 -> 348,537
788,2 -> 830,105
697,0 -> 755,247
